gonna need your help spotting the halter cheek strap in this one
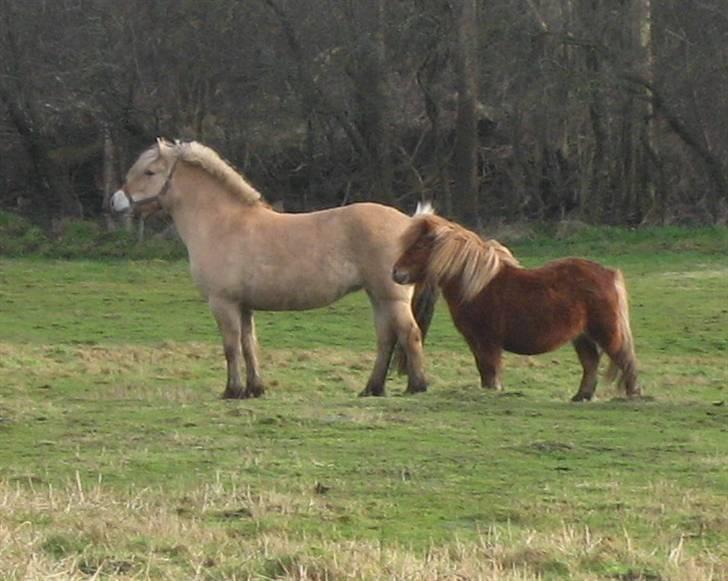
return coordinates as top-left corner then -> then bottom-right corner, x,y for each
123,157 -> 180,209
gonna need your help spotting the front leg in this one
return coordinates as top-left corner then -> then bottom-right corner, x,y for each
240,309 -> 265,397
209,296 -> 246,399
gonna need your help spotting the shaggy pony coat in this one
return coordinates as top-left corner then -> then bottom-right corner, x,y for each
393,215 -> 639,401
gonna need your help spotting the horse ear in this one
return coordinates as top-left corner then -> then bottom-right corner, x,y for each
156,137 -> 174,157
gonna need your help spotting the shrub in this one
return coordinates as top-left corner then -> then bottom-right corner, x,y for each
0,212 -> 185,260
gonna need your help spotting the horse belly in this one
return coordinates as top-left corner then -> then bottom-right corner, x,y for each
247,282 -> 362,311
235,264 -> 363,311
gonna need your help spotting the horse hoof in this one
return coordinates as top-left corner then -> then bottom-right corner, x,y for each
570,393 -> 592,402
359,387 -> 385,397
244,383 -> 265,398
222,388 -> 246,400
404,383 -> 427,395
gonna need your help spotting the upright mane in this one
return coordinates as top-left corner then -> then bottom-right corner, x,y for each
412,216 -> 521,302
142,140 -> 263,205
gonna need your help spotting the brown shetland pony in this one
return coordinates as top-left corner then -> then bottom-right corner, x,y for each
111,139 -> 436,398
392,214 -> 640,401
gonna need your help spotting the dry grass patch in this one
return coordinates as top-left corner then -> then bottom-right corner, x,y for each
1,478 -> 725,580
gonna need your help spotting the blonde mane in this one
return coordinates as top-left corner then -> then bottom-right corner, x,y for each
417,216 -> 521,302
176,141 -> 263,205
131,140 -> 264,205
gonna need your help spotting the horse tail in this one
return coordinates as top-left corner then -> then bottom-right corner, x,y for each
393,200 -> 439,374
605,269 -> 640,395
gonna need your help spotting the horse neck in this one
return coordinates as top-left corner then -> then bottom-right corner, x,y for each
170,166 -> 258,249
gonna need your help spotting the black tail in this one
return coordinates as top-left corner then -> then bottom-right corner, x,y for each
393,280 -> 439,375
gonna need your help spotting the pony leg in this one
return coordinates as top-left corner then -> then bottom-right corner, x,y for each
604,345 -> 640,398
209,297 -> 246,399
473,346 -> 502,390
571,335 -> 601,402
360,302 -> 397,397
240,309 -> 265,398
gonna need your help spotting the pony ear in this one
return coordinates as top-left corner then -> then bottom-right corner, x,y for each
420,216 -> 441,239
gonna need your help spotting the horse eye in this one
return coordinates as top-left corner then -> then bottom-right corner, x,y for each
144,170 -> 155,176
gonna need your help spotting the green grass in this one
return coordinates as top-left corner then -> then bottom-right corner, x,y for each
0,229 -> 727,579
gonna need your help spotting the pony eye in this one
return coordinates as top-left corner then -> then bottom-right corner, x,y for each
144,170 -> 155,176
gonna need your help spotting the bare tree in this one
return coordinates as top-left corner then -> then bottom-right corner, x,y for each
452,0 -> 480,225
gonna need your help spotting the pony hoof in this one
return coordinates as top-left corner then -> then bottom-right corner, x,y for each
222,388 -> 246,399
359,387 -> 385,397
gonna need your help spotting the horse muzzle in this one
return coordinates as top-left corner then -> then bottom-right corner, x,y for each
110,189 -> 131,213
392,267 -> 411,285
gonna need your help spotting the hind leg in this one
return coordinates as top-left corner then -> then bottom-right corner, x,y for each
390,300 -> 428,394
592,320 -> 641,398
472,344 -> 503,390
360,301 -> 398,397
571,335 -> 601,402
603,345 -> 641,398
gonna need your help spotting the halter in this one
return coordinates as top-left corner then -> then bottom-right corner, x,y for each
121,156 -> 180,209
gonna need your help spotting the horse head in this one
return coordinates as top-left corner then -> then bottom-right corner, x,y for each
110,138 -> 180,217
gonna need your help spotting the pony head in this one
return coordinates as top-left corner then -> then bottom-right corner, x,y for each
392,215 -> 449,286
393,215 -> 520,302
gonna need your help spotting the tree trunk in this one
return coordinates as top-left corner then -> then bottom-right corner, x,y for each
0,1 -> 80,225
632,0 -> 656,222
102,125 -> 119,230
453,0 -> 480,226
586,44 -> 607,222
618,0 -> 655,224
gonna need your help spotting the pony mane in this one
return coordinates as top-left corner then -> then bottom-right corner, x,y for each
415,216 -> 521,302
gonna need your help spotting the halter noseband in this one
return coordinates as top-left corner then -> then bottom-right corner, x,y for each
122,156 -> 180,209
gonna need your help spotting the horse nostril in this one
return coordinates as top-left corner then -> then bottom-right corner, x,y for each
110,190 -> 130,213
392,268 -> 408,285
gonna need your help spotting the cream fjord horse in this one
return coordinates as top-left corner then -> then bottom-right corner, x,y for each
111,139 -> 436,399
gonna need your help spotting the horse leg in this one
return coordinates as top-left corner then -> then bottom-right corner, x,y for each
359,302 -> 397,397
473,345 -> 503,390
209,297 -> 246,399
389,300 -> 428,394
240,309 -> 265,398
571,335 -> 601,402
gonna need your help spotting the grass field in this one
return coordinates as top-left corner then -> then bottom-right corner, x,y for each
0,229 -> 727,579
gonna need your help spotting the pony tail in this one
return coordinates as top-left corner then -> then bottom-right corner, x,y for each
606,270 -> 640,395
